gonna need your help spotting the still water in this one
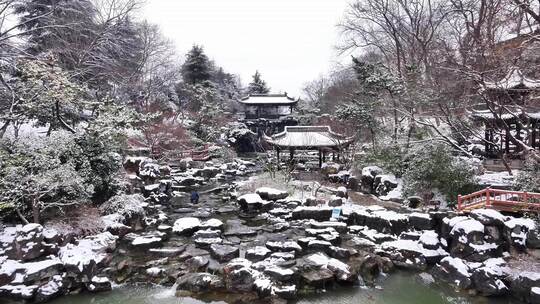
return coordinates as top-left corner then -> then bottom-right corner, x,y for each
44,272 -> 521,304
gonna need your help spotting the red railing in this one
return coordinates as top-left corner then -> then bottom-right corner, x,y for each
458,188 -> 540,213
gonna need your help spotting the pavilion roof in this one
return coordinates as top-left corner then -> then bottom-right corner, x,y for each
263,126 -> 355,148
484,68 -> 540,91
469,107 -> 540,121
238,93 -> 299,105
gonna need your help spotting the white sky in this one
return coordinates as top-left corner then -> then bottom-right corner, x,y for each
143,0 -> 350,97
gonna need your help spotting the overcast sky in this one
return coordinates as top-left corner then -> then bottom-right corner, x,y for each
143,0 -> 350,97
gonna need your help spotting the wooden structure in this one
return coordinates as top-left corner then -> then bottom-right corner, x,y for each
263,126 -> 355,168
237,93 -> 299,136
471,68 -> 540,158
458,188 -> 540,213
238,93 -> 298,120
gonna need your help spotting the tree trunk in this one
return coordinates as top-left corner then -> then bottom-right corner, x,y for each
0,120 -> 10,138
32,198 -> 40,224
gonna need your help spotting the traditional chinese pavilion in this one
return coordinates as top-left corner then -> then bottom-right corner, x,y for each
237,93 -> 299,136
470,68 -> 540,161
263,126 -> 355,168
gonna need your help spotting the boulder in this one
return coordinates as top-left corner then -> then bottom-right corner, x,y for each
0,284 -> 38,300
321,162 -> 340,175
471,259 -> 509,296
13,224 -> 45,261
299,252 -> 356,284
58,232 -> 117,279
256,187 -> 289,201
264,266 -> 295,282
172,217 -> 202,235
35,275 -> 66,302
431,257 -> 472,289
406,196 -> 424,208
408,213 -> 434,230
86,276 -> 112,292
292,206 -> 333,221
223,259 -> 259,292
470,209 -> 507,226
129,232 -> 165,249
210,244 -> 239,262
508,271 -> 540,303
504,217 -> 536,251
176,272 -> 224,294
266,241 -> 302,254
272,285 -> 297,300
237,193 -> 272,213
328,195 -> 345,207
374,174 -> 398,196
336,187 -> 348,198
304,196 -> 326,207
360,166 -> 383,194
246,246 -> 272,262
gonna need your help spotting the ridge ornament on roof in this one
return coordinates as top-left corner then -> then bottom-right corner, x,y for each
238,93 -> 299,105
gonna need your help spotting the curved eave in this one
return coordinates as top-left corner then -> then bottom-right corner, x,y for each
264,137 -> 355,149
237,100 -> 298,105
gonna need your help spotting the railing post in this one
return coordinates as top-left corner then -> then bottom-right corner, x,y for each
485,187 -> 491,208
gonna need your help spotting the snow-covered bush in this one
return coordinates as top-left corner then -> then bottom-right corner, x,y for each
515,158 -> 540,192
99,193 -> 146,219
356,143 -> 409,177
402,143 -> 475,202
0,132 -> 94,223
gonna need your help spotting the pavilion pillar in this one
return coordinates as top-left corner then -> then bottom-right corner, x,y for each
484,128 -> 490,155
532,121 -> 537,149
505,128 -> 510,154
318,149 -> 322,168
322,151 -> 326,163
289,148 -> 294,161
276,147 -> 280,170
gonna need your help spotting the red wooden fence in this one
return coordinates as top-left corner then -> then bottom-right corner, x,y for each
458,188 -> 540,213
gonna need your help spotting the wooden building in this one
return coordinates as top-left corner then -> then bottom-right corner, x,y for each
237,93 -> 299,136
263,126 -> 355,168
471,68 -> 540,161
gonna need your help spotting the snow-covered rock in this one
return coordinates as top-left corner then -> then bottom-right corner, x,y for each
58,232 -> 118,277
172,217 -> 202,235
255,187 -> 289,201
431,256 -> 472,289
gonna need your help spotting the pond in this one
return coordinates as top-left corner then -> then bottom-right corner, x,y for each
42,272 -> 522,304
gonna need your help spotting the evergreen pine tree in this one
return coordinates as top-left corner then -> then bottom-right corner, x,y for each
247,70 -> 270,94
181,45 -> 212,84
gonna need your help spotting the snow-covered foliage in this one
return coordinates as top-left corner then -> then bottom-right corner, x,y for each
402,143 -> 475,202
515,158 -> 540,192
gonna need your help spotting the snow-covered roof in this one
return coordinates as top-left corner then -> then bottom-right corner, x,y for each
484,68 -> 540,90
469,108 -> 540,121
469,108 -> 522,120
238,93 -> 299,105
263,126 -> 355,148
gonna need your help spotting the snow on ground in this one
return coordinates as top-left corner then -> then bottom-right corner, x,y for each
476,171 -> 517,187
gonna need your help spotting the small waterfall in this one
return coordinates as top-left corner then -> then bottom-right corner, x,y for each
152,282 -> 178,299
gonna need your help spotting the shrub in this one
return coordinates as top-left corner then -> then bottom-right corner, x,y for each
515,158 -> 540,192
402,143 -> 475,202
356,143 -> 409,177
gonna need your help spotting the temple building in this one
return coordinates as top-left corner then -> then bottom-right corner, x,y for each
237,93 -> 299,136
263,126 -> 355,168
470,68 -> 540,167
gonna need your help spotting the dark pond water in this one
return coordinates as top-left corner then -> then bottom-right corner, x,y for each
43,272 -> 522,304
